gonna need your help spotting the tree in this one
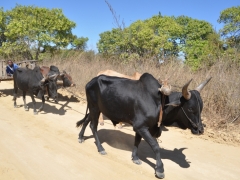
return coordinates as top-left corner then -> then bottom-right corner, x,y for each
218,6 -> 240,48
71,36 -> 89,51
0,8 -> 7,47
97,14 -> 217,69
97,16 -> 183,60
1,5 -> 76,60
175,16 -> 216,70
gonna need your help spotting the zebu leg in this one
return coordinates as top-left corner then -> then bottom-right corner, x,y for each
23,91 -> 28,111
30,93 -> 38,115
89,109 -> 106,155
99,113 -> 104,125
132,132 -> 142,164
78,114 -> 91,143
13,90 -> 18,108
136,127 -> 164,179
13,79 -> 18,108
38,95 -> 45,112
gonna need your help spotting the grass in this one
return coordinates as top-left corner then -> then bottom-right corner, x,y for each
42,51 -> 240,133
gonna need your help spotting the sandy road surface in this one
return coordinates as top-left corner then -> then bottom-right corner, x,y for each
0,81 -> 240,180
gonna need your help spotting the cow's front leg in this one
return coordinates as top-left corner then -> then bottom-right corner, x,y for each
13,87 -> 18,108
38,95 -> 45,112
137,127 -> 164,179
30,93 -> 37,115
132,132 -> 142,164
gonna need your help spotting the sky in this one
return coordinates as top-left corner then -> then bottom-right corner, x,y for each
1,0 -> 240,51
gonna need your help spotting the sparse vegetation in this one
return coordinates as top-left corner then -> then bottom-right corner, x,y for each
42,51 -> 240,135
1,3 -> 239,142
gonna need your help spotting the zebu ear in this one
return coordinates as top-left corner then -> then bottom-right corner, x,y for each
165,100 -> 181,107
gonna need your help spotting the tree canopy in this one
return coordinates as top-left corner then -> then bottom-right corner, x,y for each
0,5 -> 88,60
97,15 -> 216,70
218,6 -> 240,48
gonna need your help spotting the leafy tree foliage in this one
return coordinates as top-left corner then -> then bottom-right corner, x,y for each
175,16 -> 216,70
97,15 -> 217,70
71,36 -> 89,51
0,8 -> 7,47
218,6 -> 240,48
0,5 -> 81,60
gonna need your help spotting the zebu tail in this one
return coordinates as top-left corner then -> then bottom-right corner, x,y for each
76,104 -> 89,128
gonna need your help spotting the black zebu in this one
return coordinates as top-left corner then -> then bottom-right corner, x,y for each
162,77 -> 212,134
76,73 -> 184,179
42,68 -> 76,103
13,66 -> 59,114
76,74 -> 211,179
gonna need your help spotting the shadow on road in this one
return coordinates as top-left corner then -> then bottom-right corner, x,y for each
81,129 -> 190,170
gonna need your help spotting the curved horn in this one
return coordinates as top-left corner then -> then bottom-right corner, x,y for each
54,74 -> 59,80
57,80 -> 63,85
195,77 -> 212,93
182,79 -> 192,100
47,74 -> 58,80
40,77 -> 46,83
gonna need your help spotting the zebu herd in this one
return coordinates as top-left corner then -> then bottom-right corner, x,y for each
4,64 -> 212,179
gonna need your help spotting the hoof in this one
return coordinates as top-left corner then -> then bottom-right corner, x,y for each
155,171 -> 165,179
118,125 -> 123,129
132,159 -> 142,165
14,105 -> 17,108
55,100 -> 58,104
24,107 -> 29,111
99,150 -> 107,155
34,111 -> 38,115
78,138 -> 84,143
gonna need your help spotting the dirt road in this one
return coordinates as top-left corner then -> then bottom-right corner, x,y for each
1,81 -> 240,180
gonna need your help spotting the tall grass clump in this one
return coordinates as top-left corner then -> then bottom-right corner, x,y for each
42,51 -> 240,131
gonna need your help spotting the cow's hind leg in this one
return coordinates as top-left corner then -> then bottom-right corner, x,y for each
89,109 -> 106,155
132,132 -> 142,165
136,127 -> 164,179
23,91 -> 28,111
78,114 -> 91,143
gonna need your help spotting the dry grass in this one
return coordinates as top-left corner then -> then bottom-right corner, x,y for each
42,51 -> 240,134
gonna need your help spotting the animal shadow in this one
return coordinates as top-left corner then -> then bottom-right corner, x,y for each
0,89 -> 15,97
85,129 -> 190,169
24,101 -> 70,115
55,93 -> 80,103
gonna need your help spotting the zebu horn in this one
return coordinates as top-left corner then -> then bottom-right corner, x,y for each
158,79 -> 172,96
195,77 -> 212,93
47,74 -> 58,80
40,77 -> 46,83
182,79 -> 192,100
57,80 -> 63,85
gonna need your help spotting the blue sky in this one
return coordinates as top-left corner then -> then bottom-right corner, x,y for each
2,0 -> 239,51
